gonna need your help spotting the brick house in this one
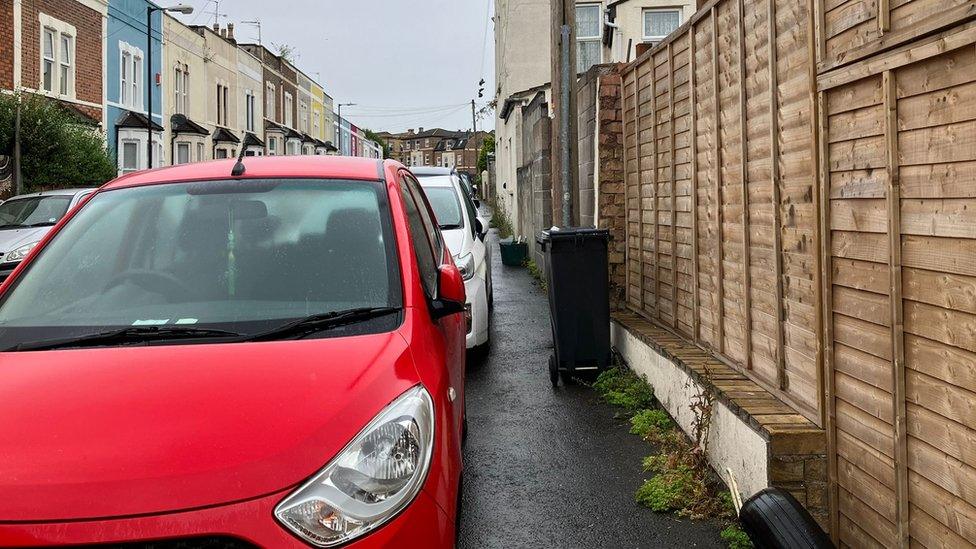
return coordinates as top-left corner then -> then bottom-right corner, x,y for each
4,0 -> 108,126
238,43 -> 299,156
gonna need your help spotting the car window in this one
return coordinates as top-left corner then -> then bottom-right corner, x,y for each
421,186 -> 463,230
0,196 -> 73,228
459,186 -> 480,239
399,174 -> 439,297
0,179 -> 402,346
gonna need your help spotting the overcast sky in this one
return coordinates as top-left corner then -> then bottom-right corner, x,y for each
174,0 -> 496,134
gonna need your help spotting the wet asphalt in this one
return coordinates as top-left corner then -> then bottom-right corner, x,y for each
457,228 -> 725,548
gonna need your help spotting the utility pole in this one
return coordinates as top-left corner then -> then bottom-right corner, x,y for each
551,0 -> 578,228
471,99 -> 477,134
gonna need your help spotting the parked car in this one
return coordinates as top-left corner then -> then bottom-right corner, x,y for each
413,167 -> 492,351
414,167 -> 490,237
0,157 -> 467,548
0,188 -> 94,284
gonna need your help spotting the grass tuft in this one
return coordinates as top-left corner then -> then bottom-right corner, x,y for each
720,523 -> 754,549
592,367 -> 654,413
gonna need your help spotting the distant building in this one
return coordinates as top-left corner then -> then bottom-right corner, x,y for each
162,12 -> 209,165
239,42 -> 300,156
2,0 -> 108,131
379,128 -> 489,172
106,0 -> 163,175
493,0 -> 695,224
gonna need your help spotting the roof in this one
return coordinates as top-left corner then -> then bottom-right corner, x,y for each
452,138 -> 469,150
116,110 -> 164,131
242,132 -> 264,147
102,156 -> 392,191
170,114 -> 210,136
265,119 -> 287,134
410,167 -> 454,177
211,127 -> 240,144
6,188 -> 95,199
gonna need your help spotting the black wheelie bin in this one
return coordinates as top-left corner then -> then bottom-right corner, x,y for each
538,227 -> 611,387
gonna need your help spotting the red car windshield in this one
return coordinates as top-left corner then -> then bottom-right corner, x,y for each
0,179 -> 402,346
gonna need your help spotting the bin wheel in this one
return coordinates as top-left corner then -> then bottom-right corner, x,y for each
548,355 -> 559,387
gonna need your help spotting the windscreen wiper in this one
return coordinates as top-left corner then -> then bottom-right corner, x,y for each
6,326 -> 244,352
246,307 -> 401,342
439,223 -> 463,230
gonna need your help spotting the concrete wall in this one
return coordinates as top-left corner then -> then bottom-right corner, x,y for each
611,321 -> 770,497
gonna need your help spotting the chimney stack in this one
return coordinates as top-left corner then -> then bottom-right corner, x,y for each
418,127 -> 424,133
212,23 -> 219,33
220,28 -> 227,38
227,23 -> 235,40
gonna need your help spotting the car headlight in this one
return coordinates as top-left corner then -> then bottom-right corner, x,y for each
274,386 -> 435,547
2,242 -> 39,264
454,252 -> 475,281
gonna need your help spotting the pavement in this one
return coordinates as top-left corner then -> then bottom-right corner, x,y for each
457,228 -> 725,548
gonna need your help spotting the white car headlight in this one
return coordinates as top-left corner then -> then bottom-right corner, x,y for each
454,252 -> 475,281
2,241 -> 39,264
274,386 -> 435,547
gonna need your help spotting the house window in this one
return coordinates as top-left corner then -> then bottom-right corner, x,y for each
286,140 -> 299,155
39,16 -> 75,97
196,142 -> 204,161
216,83 -> 230,126
58,34 -> 72,95
174,64 -> 188,114
266,82 -> 276,120
119,44 -> 144,110
268,135 -> 278,155
175,142 -> 190,164
299,99 -> 309,133
121,51 -> 129,105
576,4 -> 602,73
643,9 -> 682,43
42,28 -> 55,91
245,90 -> 256,132
121,141 -> 139,174
284,92 -> 294,128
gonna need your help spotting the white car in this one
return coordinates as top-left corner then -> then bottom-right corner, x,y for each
414,168 -> 492,350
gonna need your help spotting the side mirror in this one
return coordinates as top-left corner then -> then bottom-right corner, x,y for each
474,197 -> 482,208
475,218 -> 485,238
431,264 -> 466,319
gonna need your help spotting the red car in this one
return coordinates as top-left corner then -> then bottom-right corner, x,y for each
0,157 -> 467,547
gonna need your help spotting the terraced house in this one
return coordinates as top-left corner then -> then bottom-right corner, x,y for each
3,0 -> 108,129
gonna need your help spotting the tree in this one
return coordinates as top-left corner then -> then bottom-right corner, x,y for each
272,42 -> 298,64
0,93 -> 116,193
361,129 -> 389,159
476,133 -> 495,177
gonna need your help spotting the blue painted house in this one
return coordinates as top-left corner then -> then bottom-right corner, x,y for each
106,0 -> 163,175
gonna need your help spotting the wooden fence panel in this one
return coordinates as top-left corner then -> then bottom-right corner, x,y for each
619,0 -> 821,423
817,0 -> 976,71
619,0 -> 976,544
820,27 -> 976,548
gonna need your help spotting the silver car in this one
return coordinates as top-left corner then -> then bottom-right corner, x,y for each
0,188 -> 94,283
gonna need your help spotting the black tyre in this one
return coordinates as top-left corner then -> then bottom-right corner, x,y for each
739,487 -> 833,549
548,355 -> 559,387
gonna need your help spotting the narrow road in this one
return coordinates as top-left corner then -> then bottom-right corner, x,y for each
458,229 -> 725,548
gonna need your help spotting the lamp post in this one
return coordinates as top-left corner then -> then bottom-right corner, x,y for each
147,4 -> 193,169
336,102 -> 355,155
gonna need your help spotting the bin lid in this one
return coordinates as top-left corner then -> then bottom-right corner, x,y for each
539,227 -> 609,242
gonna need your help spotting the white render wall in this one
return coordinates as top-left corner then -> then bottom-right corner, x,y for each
610,320 -> 769,499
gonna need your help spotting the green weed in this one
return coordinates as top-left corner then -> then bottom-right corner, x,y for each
592,368 -> 655,413
720,523 -> 753,549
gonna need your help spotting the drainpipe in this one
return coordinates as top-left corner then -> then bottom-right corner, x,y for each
560,24 -> 572,228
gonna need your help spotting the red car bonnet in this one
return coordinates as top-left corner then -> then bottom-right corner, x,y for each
0,332 -> 419,521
